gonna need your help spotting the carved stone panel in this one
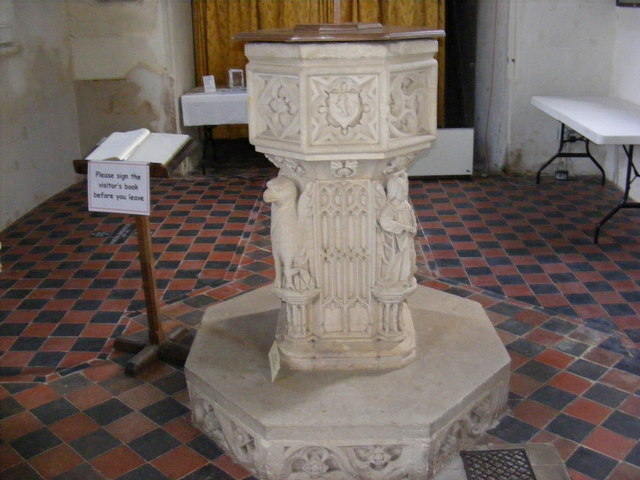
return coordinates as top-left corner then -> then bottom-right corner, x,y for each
389,70 -> 432,138
316,180 -> 372,337
309,75 -> 379,146
254,74 -> 301,143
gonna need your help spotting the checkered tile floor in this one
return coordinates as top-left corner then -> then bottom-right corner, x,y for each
1,144 -> 639,479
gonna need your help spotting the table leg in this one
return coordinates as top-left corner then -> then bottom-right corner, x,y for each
594,145 -> 639,243
201,125 -> 217,174
536,123 -> 605,185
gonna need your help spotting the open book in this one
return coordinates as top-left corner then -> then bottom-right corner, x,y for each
86,128 -> 151,161
85,128 -> 190,166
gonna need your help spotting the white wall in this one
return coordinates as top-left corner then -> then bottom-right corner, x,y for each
476,0 -> 639,184
0,0 -> 194,231
0,0 -> 81,230
474,0 -> 511,173
68,0 -> 195,155
609,6 -> 640,199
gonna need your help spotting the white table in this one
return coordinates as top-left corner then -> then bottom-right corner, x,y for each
181,87 -> 248,172
532,96 -> 640,242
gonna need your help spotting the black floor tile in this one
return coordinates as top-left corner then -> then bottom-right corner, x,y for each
181,464 -> 234,480
84,398 -> 133,426
515,360 -> 560,383
529,385 -> 576,410
546,413 -> 595,442
488,416 -> 539,443
115,464 -> 170,480
70,429 -> 121,460
583,383 -> 628,408
31,398 -> 79,425
566,447 -> 617,480
128,428 -> 180,461
140,397 -> 189,425
10,427 -> 62,459
567,359 -> 608,381
602,411 -> 640,440
0,396 -> 24,420
1,462 -> 43,480
187,434 -> 225,459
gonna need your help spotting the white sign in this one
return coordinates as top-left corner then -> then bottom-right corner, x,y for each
203,75 -> 216,93
88,160 -> 151,216
268,341 -> 281,382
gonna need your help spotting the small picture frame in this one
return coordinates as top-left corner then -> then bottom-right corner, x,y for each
202,75 -> 216,93
228,69 -> 245,88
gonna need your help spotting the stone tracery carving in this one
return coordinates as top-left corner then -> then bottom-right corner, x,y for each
317,180 -> 371,336
191,394 -> 221,438
431,384 -> 508,475
218,412 -> 257,467
255,74 -> 301,141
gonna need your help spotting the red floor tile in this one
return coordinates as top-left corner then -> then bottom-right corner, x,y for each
583,427 -> 636,460
14,384 -> 60,409
152,445 -> 208,479
0,410 -> 42,442
31,444 -> 84,479
49,412 -> 101,442
564,398 -> 613,425
91,445 -> 145,479
105,411 -> 157,443
0,444 -> 22,472
549,372 -> 593,396
213,453 -> 253,479
66,383 -> 113,410
535,349 -> 575,370
512,399 -> 558,429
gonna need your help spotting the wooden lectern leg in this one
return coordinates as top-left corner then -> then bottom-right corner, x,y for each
113,216 -> 192,375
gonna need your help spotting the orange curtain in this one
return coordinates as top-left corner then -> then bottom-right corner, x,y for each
192,0 -> 445,136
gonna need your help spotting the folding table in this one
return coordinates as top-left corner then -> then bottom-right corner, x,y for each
532,96 -> 640,243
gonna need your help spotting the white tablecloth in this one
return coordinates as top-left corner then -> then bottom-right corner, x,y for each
181,87 -> 248,126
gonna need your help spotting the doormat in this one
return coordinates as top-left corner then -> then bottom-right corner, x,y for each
460,448 -> 537,480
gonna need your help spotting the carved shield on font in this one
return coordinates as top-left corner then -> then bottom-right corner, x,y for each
310,75 -> 379,145
327,89 -> 363,131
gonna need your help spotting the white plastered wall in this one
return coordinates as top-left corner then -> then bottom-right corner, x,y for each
609,6 -> 640,201
68,0 -> 195,155
0,0 -> 81,230
476,0 -> 640,200
0,0 -> 194,231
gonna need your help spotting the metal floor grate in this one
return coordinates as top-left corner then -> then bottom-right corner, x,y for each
460,449 -> 537,480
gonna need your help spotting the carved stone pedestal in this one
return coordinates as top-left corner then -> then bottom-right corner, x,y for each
247,38 -> 439,370
185,285 -> 510,480
186,28 -> 511,480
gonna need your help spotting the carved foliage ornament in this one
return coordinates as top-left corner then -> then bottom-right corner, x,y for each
255,74 -> 301,141
286,447 -> 351,480
284,444 -> 409,480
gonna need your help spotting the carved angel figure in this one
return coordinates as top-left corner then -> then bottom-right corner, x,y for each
264,175 -> 314,291
377,171 -> 417,288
